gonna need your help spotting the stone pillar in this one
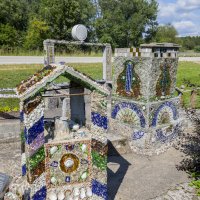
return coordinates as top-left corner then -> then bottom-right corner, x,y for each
103,45 -> 112,82
61,97 -> 68,121
43,40 -> 55,65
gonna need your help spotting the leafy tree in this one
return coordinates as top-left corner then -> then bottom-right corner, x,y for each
24,19 -> 50,49
0,0 -> 28,31
39,0 -> 95,40
194,46 -> 200,53
0,24 -> 19,47
94,0 -> 158,48
182,37 -> 196,50
155,24 -> 178,43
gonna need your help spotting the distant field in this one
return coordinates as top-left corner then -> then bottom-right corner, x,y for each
0,61 -> 200,111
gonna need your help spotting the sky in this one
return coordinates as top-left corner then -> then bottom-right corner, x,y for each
157,0 -> 200,37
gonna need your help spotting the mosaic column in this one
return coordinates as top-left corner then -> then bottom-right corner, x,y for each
90,91 -> 108,199
22,95 -> 47,199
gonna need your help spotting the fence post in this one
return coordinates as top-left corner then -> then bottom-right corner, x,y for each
190,89 -> 197,109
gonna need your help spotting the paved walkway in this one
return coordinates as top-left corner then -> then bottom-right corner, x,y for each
0,140 -> 197,200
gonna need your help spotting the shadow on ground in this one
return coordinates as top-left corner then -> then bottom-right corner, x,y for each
107,141 -> 131,200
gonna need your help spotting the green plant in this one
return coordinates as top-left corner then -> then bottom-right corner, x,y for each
194,46 -> 200,53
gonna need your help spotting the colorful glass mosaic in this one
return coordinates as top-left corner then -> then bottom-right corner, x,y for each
45,140 -> 91,188
156,62 -> 171,97
25,116 -> 44,144
132,131 -> 145,140
151,101 -> 178,127
155,124 -> 180,143
91,139 -> 108,156
91,112 -> 108,130
92,179 -> 108,200
32,186 -> 47,200
22,164 -> 26,176
116,60 -> 141,98
112,102 -> 146,128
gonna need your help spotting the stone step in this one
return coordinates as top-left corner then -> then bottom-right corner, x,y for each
107,133 -> 131,156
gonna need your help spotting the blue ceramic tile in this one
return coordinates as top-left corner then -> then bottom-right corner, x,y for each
91,112 -> 108,130
32,186 -> 46,200
22,164 -> 26,176
20,111 -> 24,122
92,179 -> 107,200
132,131 -> 145,140
50,161 -> 58,168
26,116 -> 44,144
65,176 -> 70,183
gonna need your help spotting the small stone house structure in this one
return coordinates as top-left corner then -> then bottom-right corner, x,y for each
16,64 -> 110,200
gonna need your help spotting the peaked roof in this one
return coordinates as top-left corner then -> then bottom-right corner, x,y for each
17,64 -> 110,100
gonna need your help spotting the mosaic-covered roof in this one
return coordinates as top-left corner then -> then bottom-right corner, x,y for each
17,64 -> 110,100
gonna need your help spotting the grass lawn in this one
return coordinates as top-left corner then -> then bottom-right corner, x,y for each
0,61 -> 200,111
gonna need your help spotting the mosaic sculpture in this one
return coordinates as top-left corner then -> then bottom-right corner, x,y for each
13,64 -> 110,200
112,43 -> 182,154
5,42 -> 183,199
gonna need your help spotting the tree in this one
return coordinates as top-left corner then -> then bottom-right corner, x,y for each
24,19 -> 50,49
155,24 -> 178,43
39,0 -> 95,40
0,24 -> 19,47
0,0 -> 29,31
94,0 -> 158,48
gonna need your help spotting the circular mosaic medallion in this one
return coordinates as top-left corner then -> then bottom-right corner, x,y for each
116,108 -> 140,126
60,153 -> 79,173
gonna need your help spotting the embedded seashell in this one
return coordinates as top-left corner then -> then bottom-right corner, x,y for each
81,144 -> 87,152
57,191 -> 65,200
80,188 -> 86,199
80,171 -> 88,180
73,188 -> 80,196
50,146 -> 58,155
65,190 -> 71,197
48,191 -> 57,200
77,130 -> 85,136
64,159 -> 74,168
72,124 -> 80,131
51,177 -> 57,184
86,187 -> 92,197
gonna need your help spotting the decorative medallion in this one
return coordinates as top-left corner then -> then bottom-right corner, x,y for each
112,102 -> 146,128
116,60 -> 141,98
45,140 -> 91,188
151,101 -> 178,127
156,61 -> 171,97
60,153 -> 79,173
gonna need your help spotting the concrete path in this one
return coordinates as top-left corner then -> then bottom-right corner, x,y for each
0,139 -> 191,200
108,148 -> 189,200
0,56 -> 200,64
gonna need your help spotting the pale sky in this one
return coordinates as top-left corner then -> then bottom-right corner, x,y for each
157,0 -> 200,36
